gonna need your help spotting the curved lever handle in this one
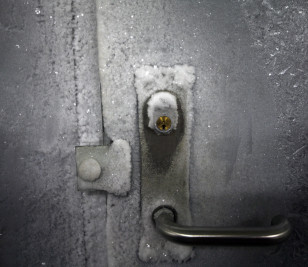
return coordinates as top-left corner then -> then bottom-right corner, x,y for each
153,207 -> 291,245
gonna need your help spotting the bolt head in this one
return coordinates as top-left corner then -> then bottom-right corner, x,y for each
78,158 -> 101,182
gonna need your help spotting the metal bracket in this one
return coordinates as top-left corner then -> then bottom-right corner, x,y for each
75,139 -> 131,196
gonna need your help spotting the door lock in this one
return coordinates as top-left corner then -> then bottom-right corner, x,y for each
156,116 -> 172,133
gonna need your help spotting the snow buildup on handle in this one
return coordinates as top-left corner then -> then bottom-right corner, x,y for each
147,91 -> 178,131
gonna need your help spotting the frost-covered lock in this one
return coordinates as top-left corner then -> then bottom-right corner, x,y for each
75,139 -> 131,196
147,91 -> 178,135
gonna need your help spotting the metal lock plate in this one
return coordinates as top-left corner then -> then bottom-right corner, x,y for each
135,65 -> 196,263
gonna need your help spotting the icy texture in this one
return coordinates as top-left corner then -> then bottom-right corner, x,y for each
135,65 -> 195,103
95,0 -> 307,266
72,1 -> 108,265
136,65 -> 195,263
238,1 -> 308,264
135,65 -> 195,138
147,91 -> 178,130
0,1 -> 106,266
76,139 -> 131,195
138,200 -> 192,263
1,0 -> 306,266
106,139 -> 131,194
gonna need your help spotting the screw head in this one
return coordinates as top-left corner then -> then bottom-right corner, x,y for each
156,116 -> 172,133
78,158 -> 101,182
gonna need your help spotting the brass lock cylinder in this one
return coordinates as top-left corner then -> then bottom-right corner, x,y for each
156,116 -> 172,133
147,91 -> 178,135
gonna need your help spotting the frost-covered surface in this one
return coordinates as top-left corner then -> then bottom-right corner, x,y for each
1,0 -> 306,266
76,139 -> 131,195
138,201 -> 193,263
135,65 -> 195,135
147,91 -> 178,131
238,0 -> 308,264
135,65 -> 195,97
97,0 -> 307,266
135,65 -> 195,263
0,0 -> 106,266
71,1 -> 108,266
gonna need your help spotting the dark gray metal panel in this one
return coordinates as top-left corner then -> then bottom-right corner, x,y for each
0,0 -> 105,266
0,0 -> 307,266
0,0 -> 84,265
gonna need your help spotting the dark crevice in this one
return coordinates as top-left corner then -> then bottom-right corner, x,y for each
70,0 -> 87,266
101,81 -> 112,146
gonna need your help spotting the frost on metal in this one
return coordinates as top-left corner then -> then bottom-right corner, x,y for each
135,65 -> 195,105
147,91 -> 178,131
135,65 -> 196,263
76,139 -> 131,195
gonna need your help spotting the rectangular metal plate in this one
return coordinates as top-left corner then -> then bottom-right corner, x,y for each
135,65 -> 195,263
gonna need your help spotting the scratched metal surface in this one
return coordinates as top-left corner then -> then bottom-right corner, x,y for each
0,0 -> 307,266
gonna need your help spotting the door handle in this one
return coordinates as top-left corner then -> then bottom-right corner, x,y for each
153,207 -> 291,245
136,66 -> 291,262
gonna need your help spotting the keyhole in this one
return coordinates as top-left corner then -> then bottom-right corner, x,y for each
156,116 -> 172,132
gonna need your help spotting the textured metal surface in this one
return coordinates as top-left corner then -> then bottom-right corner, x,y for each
75,140 -> 131,194
0,0 -> 307,266
0,0 -> 106,266
137,82 -> 193,262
